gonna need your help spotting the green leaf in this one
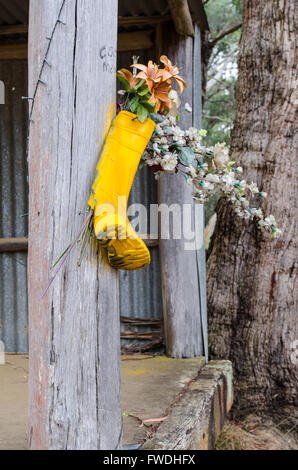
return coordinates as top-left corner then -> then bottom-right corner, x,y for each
148,112 -> 164,123
136,104 -> 148,123
137,86 -> 150,97
51,243 -> 71,269
116,73 -> 131,92
132,79 -> 145,91
177,146 -> 195,166
129,96 -> 139,113
140,100 -> 155,112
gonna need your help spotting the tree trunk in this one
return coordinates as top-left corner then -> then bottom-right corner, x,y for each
207,0 -> 297,417
28,0 -> 121,449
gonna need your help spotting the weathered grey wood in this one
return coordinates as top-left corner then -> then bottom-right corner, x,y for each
28,0 -> 121,450
142,361 -> 233,450
193,24 -> 208,361
0,237 -> 28,252
158,23 -> 203,358
167,0 -> 194,36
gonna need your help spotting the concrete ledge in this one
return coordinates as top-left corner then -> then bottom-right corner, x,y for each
142,360 -> 233,450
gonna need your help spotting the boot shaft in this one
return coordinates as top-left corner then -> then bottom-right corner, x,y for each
89,111 -> 155,214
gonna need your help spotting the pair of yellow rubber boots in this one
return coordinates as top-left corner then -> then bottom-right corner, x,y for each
88,111 -> 156,270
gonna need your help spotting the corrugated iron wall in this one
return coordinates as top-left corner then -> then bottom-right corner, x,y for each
0,60 -> 28,352
0,50 -> 163,352
117,49 -> 164,350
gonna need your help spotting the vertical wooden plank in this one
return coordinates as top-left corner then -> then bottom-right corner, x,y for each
158,23 -> 203,357
193,24 -> 208,361
28,0 -> 121,449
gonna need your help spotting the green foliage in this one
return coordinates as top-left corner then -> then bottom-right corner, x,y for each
116,75 -> 155,122
177,146 -> 195,166
203,0 -> 243,146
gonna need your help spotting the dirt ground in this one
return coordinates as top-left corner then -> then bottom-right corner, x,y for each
0,353 -> 204,450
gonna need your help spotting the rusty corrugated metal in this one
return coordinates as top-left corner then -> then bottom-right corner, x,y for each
0,59 -> 28,352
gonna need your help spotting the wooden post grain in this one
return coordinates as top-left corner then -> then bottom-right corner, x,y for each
28,0 -> 121,449
158,23 -> 203,357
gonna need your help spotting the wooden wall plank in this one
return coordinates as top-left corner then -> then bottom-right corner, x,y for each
28,0 -> 121,450
193,24 -> 208,361
158,23 -> 203,358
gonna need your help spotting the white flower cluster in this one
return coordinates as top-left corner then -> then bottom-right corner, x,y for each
142,115 -> 281,239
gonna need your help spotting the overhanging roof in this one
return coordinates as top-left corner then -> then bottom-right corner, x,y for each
0,0 -> 209,31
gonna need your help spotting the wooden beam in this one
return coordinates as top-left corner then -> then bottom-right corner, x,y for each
0,43 -> 27,60
118,15 -> 171,27
167,0 -> 194,36
0,30 -> 154,59
158,22 -> 203,358
0,24 -> 28,35
0,237 -> 28,252
118,30 -> 154,52
0,236 -> 157,252
28,0 -> 121,450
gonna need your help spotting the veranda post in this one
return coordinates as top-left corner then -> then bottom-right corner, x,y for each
27,0 -> 121,449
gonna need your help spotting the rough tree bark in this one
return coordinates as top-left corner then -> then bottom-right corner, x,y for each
207,0 -> 297,417
28,0 -> 121,449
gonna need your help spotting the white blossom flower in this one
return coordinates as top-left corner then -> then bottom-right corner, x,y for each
202,181 -> 214,191
222,172 -> 235,186
172,127 -> 185,141
146,154 -> 161,166
160,153 -> 178,172
155,125 -> 164,136
248,182 -> 259,194
235,166 -> 243,173
205,173 -> 220,183
168,116 -> 177,126
239,197 -> 249,208
250,208 -> 263,218
184,102 -> 192,113
167,90 -> 181,118
185,127 -> 200,141
198,129 -> 207,137
264,215 -> 277,226
152,143 -> 161,154
188,164 -> 197,178
213,142 -> 230,169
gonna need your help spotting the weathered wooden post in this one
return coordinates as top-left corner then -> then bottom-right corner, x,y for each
157,18 -> 203,358
28,0 -> 121,449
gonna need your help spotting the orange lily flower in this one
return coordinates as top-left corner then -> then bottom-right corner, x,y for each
131,60 -> 163,85
159,55 -> 187,93
117,68 -> 140,89
149,80 -> 172,112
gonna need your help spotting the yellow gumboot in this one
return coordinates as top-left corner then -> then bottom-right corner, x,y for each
89,110 -> 156,270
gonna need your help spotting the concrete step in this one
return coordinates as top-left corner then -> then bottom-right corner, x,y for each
142,360 -> 233,450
